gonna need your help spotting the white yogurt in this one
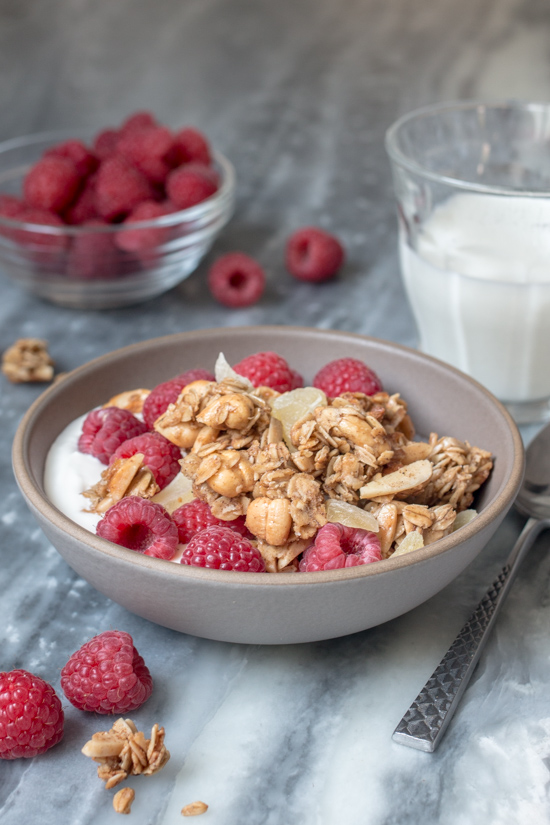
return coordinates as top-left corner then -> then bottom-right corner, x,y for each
399,192 -> 550,402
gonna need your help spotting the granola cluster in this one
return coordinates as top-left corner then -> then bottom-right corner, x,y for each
143,372 -> 492,568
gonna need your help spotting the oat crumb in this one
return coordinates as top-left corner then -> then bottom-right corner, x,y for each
181,800 -> 209,816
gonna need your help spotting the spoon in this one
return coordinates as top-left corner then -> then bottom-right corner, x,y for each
392,421 -> 550,752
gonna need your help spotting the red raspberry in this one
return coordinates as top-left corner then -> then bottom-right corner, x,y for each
67,219 -> 119,280
23,155 -> 82,214
313,357 -> 383,397
172,498 -> 251,544
96,496 -> 179,560
93,129 -> 120,160
299,523 -> 381,572
115,200 -> 171,252
120,111 -> 158,135
45,139 -> 98,178
169,127 -> 211,166
16,207 -> 67,252
111,432 -> 182,489
232,351 -> 300,393
60,630 -> 153,714
285,227 -> 344,283
166,163 -> 218,210
117,126 -> 173,185
94,155 -> 153,221
64,174 -> 99,225
207,252 -> 265,309
142,369 -> 215,429
0,194 -> 25,219
290,369 -> 304,390
0,670 -> 64,759
78,406 -> 148,464
181,525 -> 265,572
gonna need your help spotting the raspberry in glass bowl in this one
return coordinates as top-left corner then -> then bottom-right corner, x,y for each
0,124 -> 235,309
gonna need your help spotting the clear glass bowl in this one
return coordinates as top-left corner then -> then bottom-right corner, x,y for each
0,130 -> 235,309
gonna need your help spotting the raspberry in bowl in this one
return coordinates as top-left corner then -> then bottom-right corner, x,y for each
13,326 -> 523,644
0,116 -> 235,308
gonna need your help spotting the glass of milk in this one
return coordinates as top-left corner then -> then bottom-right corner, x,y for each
385,100 -> 550,424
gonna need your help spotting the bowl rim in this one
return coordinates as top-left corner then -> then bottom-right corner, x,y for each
385,98 -> 550,197
12,326 -> 525,587
0,128 -> 235,234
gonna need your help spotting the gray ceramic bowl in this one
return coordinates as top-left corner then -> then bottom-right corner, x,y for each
13,327 -> 524,644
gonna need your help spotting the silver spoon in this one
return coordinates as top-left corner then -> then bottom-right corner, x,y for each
392,421 -> 550,752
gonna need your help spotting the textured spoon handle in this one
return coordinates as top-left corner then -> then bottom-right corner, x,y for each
392,517 -> 544,752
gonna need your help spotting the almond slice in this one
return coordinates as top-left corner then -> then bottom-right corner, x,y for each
400,441 -> 433,464
359,459 -> 432,499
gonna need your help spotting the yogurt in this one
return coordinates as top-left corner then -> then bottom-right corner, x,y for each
399,192 -> 550,402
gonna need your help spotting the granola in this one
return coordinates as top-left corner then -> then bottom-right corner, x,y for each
2,337 -> 54,383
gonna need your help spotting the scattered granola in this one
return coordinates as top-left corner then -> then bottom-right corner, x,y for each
113,787 -> 135,815
2,337 -> 54,383
82,718 -> 170,788
181,801 -> 209,817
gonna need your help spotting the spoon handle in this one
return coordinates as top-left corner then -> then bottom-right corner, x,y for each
392,517 -> 545,752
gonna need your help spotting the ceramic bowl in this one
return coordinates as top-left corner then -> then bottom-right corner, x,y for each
12,327 -> 524,644
0,131 -> 235,309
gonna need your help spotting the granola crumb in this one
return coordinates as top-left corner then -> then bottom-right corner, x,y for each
113,787 -> 135,815
181,801 -> 209,817
82,718 -> 170,786
2,338 -> 54,383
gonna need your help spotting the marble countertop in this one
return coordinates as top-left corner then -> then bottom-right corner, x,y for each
2,1 -> 550,823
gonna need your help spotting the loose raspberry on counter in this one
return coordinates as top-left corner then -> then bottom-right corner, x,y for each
232,351 -> 301,393
299,523 -> 382,572
78,406 -> 148,464
45,139 -> 98,178
111,431 -> 182,489
96,496 -> 179,560
166,162 -> 218,210
285,226 -> 345,282
60,630 -> 153,714
23,155 -> 82,214
94,155 -> 153,221
0,669 -> 64,759
115,200 -> 172,252
142,368 -> 215,429
169,126 -> 212,166
207,252 -> 265,309
181,525 -> 266,572
312,357 -> 383,397
172,498 -> 251,544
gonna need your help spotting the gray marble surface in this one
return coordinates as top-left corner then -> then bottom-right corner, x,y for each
2,1 -> 550,823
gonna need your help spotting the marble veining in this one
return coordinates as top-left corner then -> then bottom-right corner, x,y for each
1,0 -> 550,822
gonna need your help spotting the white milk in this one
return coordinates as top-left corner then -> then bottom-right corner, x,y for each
399,192 -> 550,402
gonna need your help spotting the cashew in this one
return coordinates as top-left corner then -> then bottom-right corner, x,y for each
246,497 -> 293,546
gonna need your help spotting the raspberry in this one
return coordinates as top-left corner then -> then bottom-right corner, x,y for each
285,227 -> 344,283
169,127 -> 211,166
207,252 -> 265,309
115,200 -> 171,252
78,406 -> 148,464
289,369 -> 304,390
60,630 -> 153,714
120,111 -> 158,135
16,207 -> 67,251
0,194 -> 24,219
93,129 -> 120,160
96,496 -> 179,560
23,155 -> 82,214
45,139 -> 98,178
142,369 -> 215,429
117,126 -> 173,185
166,163 -> 218,210
299,523 -> 381,572
172,498 -> 251,544
181,525 -> 265,572
94,155 -> 153,221
64,174 -> 98,224
0,670 -> 64,759
312,357 -> 383,397
67,219 -> 119,280
111,432 -> 182,489
232,351 -> 298,393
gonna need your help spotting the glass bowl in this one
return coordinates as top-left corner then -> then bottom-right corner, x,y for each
0,130 -> 235,309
